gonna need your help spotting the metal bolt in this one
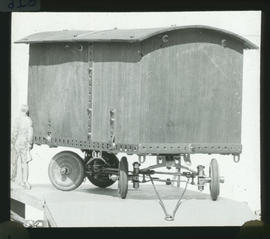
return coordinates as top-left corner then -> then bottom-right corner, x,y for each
166,178 -> 171,185
221,39 -> 227,47
219,177 -> 225,183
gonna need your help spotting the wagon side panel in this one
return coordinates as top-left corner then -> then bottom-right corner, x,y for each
139,29 -> 243,145
28,43 -> 89,145
92,43 -> 141,144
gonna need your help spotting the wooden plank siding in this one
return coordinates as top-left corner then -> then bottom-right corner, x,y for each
139,29 -> 243,144
92,43 -> 141,144
28,43 -> 90,142
27,27 -> 245,152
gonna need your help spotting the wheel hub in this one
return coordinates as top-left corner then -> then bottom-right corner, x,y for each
85,152 -> 119,188
92,158 -> 106,173
60,167 -> 70,175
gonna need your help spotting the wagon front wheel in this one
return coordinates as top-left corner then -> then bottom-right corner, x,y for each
209,158 -> 220,201
118,156 -> 128,199
48,151 -> 85,191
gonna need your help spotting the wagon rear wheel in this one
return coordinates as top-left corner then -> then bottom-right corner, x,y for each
209,158 -> 220,201
86,152 -> 119,188
48,151 -> 85,191
118,156 -> 128,199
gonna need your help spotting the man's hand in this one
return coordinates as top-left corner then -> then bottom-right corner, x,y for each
28,143 -> 33,150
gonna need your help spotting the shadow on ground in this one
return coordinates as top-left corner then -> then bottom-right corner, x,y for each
19,183 -> 219,201
78,184 -> 213,200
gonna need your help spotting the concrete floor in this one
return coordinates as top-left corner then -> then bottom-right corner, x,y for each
10,182 -> 257,227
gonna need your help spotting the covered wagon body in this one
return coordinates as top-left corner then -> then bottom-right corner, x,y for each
17,25 -> 257,156
15,26 -> 258,205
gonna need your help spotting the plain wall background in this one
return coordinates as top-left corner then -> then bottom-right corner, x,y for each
11,11 -> 261,213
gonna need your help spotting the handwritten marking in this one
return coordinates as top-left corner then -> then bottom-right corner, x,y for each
0,0 -> 40,11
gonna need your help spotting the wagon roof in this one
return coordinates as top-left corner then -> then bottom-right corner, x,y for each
15,25 -> 258,49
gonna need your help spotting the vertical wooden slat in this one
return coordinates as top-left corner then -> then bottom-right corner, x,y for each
92,43 -> 141,144
28,43 -> 89,143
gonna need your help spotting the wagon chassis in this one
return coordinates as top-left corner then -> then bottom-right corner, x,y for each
60,150 -> 227,221
83,152 -> 225,191
38,133 -> 241,220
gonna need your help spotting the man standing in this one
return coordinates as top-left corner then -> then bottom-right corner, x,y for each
11,104 -> 33,189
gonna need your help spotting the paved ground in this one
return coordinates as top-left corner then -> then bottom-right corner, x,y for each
11,183 -> 257,227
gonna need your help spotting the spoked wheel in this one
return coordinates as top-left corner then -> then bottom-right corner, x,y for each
209,158 -> 220,201
118,156 -> 129,199
48,151 -> 85,191
86,152 -> 119,188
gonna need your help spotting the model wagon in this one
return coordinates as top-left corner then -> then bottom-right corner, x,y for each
16,25 -> 257,219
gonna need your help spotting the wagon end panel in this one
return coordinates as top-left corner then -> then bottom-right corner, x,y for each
139,28 -> 243,149
28,43 -> 89,147
92,43 -> 141,145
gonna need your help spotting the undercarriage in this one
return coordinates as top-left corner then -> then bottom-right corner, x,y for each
48,150 -> 227,221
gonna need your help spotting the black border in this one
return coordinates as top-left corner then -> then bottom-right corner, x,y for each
0,11 -> 11,223
1,0 -> 269,239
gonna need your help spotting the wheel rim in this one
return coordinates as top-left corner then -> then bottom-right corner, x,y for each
209,158 -> 220,200
49,151 -> 84,191
118,157 -> 128,199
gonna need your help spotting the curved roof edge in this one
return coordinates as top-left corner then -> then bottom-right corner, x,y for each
139,25 -> 259,49
15,25 -> 258,49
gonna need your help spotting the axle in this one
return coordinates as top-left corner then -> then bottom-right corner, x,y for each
85,154 -> 224,193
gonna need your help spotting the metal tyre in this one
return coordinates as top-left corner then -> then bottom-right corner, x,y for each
209,158 -> 220,201
118,156 -> 128,199
48,151 -> 85,191
86,152 -> 119,188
